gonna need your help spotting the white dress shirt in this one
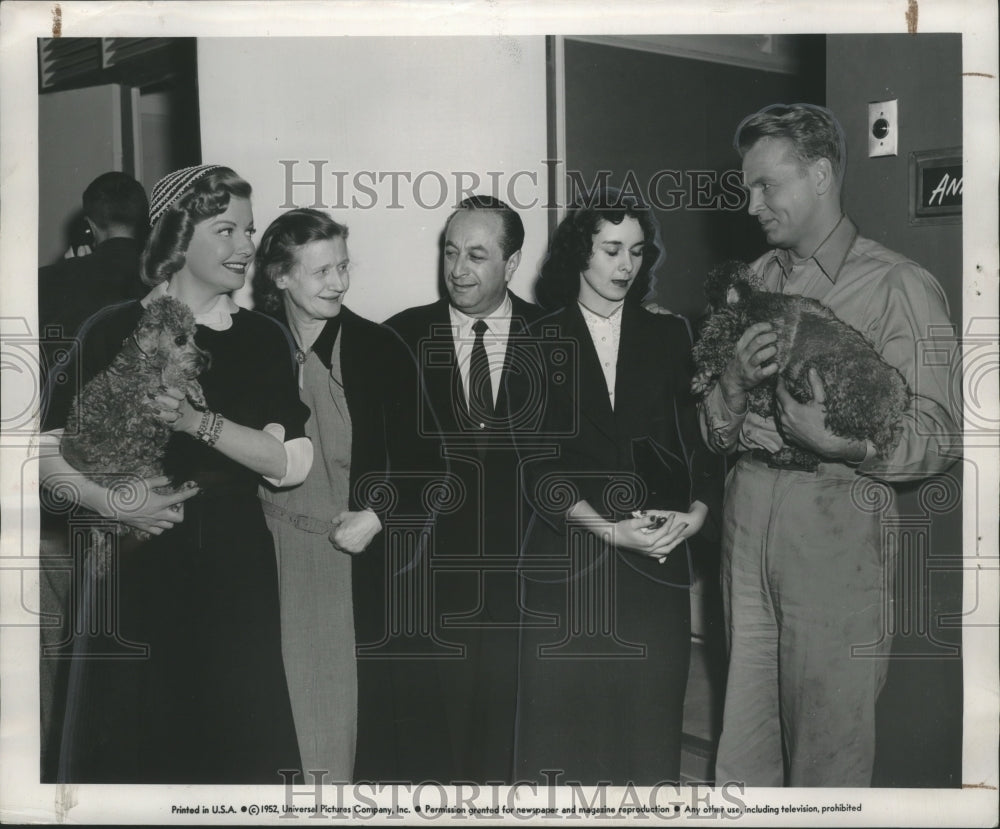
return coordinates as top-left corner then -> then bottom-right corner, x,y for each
578,300 -> 624,409
448,293 -> 514,409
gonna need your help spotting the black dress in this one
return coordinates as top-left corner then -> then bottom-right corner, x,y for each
47,300 -> 307,784
509,303 -> 722,786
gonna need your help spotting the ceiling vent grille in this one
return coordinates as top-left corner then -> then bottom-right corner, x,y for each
102,38 -> 173,68
38,38 -> 102,89
39,37 -> 175,90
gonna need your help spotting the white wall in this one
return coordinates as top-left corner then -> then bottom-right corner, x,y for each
139,89 -> 177,193
197,37 -> 549,322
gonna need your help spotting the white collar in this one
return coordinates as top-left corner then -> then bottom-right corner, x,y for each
578,300 -> 624,326
142,282 -> 240,331
449,293 -> 514,336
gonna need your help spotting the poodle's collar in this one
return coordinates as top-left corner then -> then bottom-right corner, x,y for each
141,283 -> 239,331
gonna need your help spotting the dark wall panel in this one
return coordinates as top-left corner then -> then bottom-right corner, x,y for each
827,33 -> 962,316
563,38 -> 825,318
828,33 -> 963,789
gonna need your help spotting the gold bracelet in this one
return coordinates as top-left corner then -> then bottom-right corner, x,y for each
195,410 -> 212,442
206,413 -> 225,447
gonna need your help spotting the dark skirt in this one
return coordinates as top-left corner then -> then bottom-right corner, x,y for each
57,493 -> 301,784
514,522 -> 691,786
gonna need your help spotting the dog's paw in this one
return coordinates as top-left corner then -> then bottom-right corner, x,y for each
186,381 -> 207,411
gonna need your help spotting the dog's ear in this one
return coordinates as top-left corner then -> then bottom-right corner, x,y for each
740,264 -> 765,291
706,259 -> 753,309
705,262 -> 731,308
130,318 -> 161,359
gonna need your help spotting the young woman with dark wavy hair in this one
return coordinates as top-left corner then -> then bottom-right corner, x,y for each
511,193 -> 721,785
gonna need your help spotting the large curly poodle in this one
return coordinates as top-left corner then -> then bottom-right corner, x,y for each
691,260 -> 910,470
61,296 -> 210,540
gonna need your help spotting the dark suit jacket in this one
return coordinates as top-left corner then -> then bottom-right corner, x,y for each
39,238 -> 144,339
508,302 -> 725,785
386,291 -> 544,443
38,237 -> 145,395
384,290 -> 543,783
511,301 -> 722,587
386,291 -> 545,562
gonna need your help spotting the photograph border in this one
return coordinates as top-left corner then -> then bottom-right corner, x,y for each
2,2 -> 997,826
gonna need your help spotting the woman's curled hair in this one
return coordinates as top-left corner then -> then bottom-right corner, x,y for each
141,167 -> 252,287
534,193 -> 662,312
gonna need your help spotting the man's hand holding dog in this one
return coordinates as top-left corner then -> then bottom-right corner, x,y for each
775,368 -> 868,464
720,322 -> 779,412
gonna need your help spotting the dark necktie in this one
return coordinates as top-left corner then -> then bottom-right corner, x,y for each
468,318 -> 494,423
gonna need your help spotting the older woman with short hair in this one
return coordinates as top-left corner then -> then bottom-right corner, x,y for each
253,207 -> 447,782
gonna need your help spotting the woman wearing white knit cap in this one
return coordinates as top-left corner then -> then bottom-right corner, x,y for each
39,165 -> 312,783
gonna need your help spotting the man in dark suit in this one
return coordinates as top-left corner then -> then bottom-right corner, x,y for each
39,171 -> 149,344
385,195 -> 543,783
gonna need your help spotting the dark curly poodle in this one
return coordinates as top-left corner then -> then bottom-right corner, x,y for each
692,260 -> 911,470
61,296 -> 210,541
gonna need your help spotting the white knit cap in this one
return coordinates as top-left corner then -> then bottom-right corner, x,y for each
148,164 -> 224,224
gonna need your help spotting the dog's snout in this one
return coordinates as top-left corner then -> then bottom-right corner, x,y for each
189,341 -> 211,373
168,327 -> 211,377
